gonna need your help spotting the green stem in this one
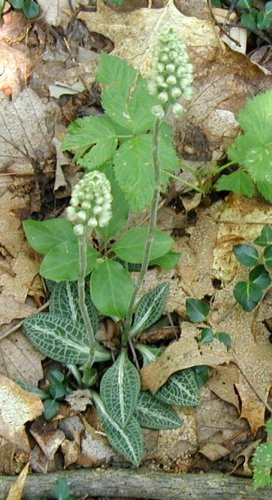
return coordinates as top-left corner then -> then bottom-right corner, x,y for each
123,117 -> 162,341
78,236 -> 95,345
164,169 -> 203,193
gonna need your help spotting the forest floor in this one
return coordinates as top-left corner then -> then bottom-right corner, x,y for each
1,0 -> 272,498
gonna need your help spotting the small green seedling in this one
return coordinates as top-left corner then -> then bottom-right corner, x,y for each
233,225 -> 272,311
186,298 -> 232,348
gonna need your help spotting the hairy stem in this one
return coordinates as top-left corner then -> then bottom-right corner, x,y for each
78,236 -> 95,345
123,117 -> 162,341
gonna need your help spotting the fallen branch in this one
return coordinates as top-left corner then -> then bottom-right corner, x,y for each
0,469 -> 271,499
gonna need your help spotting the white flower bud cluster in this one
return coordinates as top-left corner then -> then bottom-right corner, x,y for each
148,28 -> 193,117
66,171 -> 112,236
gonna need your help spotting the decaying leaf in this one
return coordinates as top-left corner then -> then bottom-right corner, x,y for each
0,330 -> 43,385
30,421 -> 65,460
6,462 -> 30,500
0,375 -> 43,451
141,322 -> 231,392
37,0 -> 72,28
0,88 -> 55,170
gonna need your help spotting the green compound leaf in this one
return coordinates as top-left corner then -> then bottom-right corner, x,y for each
114,134 -> 155,211
92,391 -> 144,466
130,283 -> 169,337
156,369 -> 200,407
63,116 -> 118,169
233,281 -> 263,311
135,391 -> 182,429
150,250 -> 181,270
98,162 -> 130,239
253,441 -> 272,489
49,281 -> 99,333
263,246 -> 272,268
113,227 -> 173,264
249,265 -> 271,290
98,54 -> 156,135
40,240 -> 98,282
227,92 -> 272,201
23,313 -> 92,365
186,298 -> 210,323
100,350 -> 140,428
254,225 -> 272,247
90,260 -> 134,319
233,244 -> 259,267
215,170 -> 255,198
23,219 -> 75,254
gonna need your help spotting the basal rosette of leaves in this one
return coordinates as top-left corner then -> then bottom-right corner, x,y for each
216,91 -> 272,201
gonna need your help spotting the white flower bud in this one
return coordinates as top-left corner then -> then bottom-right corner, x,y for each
165,63 -> 176,73
151,105 -> 165,119
172,103 -> 184,116
171,87 -> 182,99
166,75 -> 177,86
158,92 -> 169,103
73,224 -> 85,236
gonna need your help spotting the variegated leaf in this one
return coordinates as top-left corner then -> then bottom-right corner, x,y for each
136,391 -> 182,429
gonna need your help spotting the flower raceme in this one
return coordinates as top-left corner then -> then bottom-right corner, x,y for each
66,171 -> 112,236
148,28 -> 194,117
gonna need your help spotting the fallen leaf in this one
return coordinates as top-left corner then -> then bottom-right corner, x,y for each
6,462 -> 30,500
0,375 -> 43,451
141,322 -> 231,392
37,0 -> 72,28
0,330 -> 43,385
207,364 -> 240,411
65,389 -> 93,413
30,421 -> 65,460
199,442 -> 230,461
0,89 -> 55,170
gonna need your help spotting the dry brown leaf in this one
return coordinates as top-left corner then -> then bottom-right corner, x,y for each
207,364 -> 240,411
65,389 -> 93,413
30,421 -> 65,460
0,375 -> 43,451
196,388 -> 250,450
37,0 -> 71,28
6,461 -> 30,500
0,330 -> 43,385
141,322 -> 231,392
199,442 -> 230,461
61,436 -> 80,468
0,89 -> 55,171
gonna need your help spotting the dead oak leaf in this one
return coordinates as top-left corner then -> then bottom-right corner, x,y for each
0,375 -> 43,452
141,322 -> 231,392
78,0 -> 220,75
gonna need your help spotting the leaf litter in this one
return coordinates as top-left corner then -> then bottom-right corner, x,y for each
1,0 -> 272,488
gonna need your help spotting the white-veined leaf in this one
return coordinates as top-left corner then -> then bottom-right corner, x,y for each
23,313 -> 93,365
49,281 -> 98,333
156,369 -> 200,407
130,283 -> 169,337
135,391 -> 182,429
92,391 -> 144,466
100,350 -> 140,428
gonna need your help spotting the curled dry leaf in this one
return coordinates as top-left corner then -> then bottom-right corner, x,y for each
0,375 -> 43,452
141,322 -> 231,392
